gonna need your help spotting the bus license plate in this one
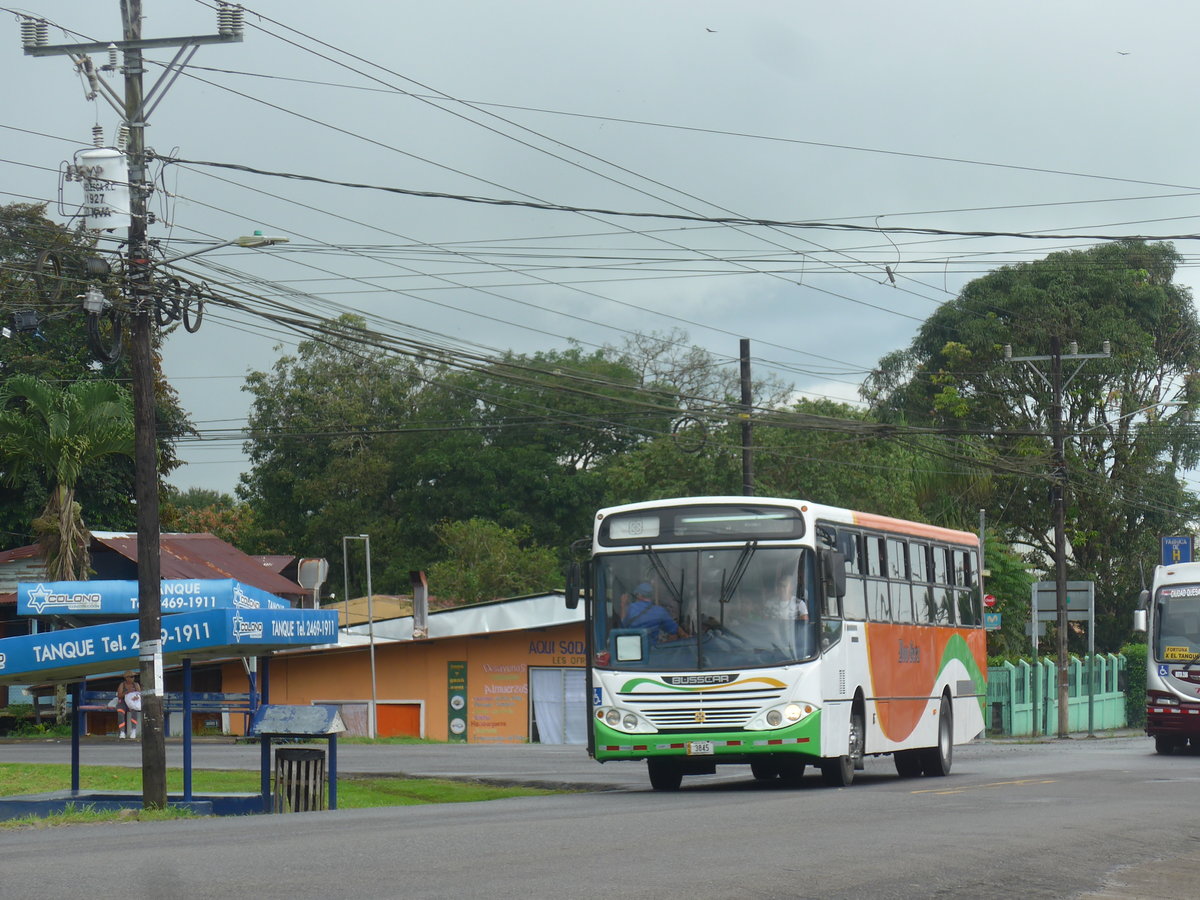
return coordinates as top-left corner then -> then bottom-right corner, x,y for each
687,741 -> 715,755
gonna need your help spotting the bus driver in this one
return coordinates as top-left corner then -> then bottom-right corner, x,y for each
621,582 -> 689,643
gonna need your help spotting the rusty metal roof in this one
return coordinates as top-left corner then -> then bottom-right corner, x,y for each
89,532 -> 305,599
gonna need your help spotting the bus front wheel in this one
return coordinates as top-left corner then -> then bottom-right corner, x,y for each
822,709 -> 864,787
647,758 -> 683,791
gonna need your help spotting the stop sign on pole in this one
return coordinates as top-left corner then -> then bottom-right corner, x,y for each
983,594 -> 997,608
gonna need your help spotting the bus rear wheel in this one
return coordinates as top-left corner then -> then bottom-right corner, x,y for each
894,749 -> 923,777
647,758 -> 683,791
1155,735 -> 1185,755
920,696 -> 953,777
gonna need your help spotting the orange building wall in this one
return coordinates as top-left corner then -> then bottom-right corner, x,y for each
221,622 -> 586,743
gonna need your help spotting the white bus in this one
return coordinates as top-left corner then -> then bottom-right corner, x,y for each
567,496 -> 988,790
1134,561 -> 1200,754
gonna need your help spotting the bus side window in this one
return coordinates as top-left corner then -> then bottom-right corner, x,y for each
843,574 -> 867,620
865,535 -> 890,621
910,542 -> 935,624
888,538 -> 914,623
954,549 -> 981,625
931,546 -> 953,624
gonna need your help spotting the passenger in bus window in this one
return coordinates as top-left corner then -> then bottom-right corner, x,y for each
621,582 -> 689,642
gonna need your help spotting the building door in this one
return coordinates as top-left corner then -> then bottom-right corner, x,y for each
530,667 -> 587,744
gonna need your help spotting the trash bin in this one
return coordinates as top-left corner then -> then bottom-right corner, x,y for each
274,747 -> 326,812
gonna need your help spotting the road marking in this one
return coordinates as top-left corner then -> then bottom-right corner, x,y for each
911,778 -> 1056,795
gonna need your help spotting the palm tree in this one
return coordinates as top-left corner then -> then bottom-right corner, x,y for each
0,375 -> 134,580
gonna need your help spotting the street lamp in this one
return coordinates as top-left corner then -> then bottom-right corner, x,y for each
342,534 -> 378,739
159,233 -> 289,266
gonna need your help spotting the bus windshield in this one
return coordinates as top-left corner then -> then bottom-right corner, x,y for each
1155,583 -> 1200,662
592,547 -> 818,671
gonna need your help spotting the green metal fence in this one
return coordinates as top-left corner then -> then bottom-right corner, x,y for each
985,654 -> 1127,736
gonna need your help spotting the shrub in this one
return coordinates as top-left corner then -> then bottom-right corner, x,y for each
1120,643 -> 1146,728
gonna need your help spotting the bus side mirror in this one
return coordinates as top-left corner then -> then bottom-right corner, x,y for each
1132,589 -> 1149,632
822,551 -> 846,598
565,562 -> 581,610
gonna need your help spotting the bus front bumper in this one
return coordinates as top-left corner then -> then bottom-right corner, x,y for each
593,711 -> 822,763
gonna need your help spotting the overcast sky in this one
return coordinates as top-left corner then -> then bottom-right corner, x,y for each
4,1 -> 1200,496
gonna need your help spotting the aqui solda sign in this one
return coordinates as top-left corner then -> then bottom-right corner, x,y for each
448,661 -> 468,742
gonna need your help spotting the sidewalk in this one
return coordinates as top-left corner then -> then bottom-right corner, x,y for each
980,727 -> 1144,743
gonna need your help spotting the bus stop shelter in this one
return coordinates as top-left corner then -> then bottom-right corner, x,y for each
0,585 -> 339,815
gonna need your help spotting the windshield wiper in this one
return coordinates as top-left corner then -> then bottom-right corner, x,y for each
719,541 -> 758,606
643,545 -> 686,613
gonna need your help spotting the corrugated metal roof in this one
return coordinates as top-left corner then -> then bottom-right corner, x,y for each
341,591 -> 579,641
90,532 -> 306,600
0,545 -> 48,606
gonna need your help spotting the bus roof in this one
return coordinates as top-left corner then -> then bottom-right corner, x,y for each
594,496 -> 978,547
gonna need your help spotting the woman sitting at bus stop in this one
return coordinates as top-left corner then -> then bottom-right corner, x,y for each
116,670 -> 141,740
621,582 -> 689,643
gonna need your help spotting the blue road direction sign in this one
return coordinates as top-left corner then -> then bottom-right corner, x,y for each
17,579 -> 292,618
0,607 -> 339,686
1162,536 -> 1193,566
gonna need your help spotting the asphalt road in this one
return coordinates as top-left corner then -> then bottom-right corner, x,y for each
1,732 -> 1198,899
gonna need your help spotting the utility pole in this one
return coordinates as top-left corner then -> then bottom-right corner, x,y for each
740,338 -> 753,496
24,2 -> 245,809
1005,338 -> 1109,739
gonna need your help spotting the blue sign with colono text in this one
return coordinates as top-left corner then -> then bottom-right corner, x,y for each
0,607 -> 340,685
17,579 -> 292,617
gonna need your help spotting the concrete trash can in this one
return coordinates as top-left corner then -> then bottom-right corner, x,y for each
273,747 -> 327,812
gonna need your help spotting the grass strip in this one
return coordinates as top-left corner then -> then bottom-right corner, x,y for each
0,763 -> 558,828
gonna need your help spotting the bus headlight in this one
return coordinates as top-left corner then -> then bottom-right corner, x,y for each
746,702 -> 816,731
596,706 -> 654,733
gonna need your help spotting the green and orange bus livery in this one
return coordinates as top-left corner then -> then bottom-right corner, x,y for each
567,497 -> 987,790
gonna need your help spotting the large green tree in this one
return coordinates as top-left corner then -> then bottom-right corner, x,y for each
598,397 -> 940,522
863,240 -> 1200,649
0,375 -> 134,579
239,316 -> 668,592
0,202 -> 191,549
427,518 -> 561,604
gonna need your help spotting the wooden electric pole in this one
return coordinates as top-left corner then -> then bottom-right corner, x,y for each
1005,338 -> 1110,740
24,0 -> 245,809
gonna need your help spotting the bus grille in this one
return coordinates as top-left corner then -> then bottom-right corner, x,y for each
616,684 -> 785,731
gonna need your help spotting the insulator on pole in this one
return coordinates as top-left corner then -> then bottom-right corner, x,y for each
116,123 -> 130,150
107,43 -> 119,70
217,3 -> 244,37
92,124 -> 105,147
20,17 -> 48,49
